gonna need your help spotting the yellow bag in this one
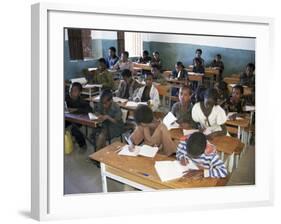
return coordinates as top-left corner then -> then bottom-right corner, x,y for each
64,130 -> 73,154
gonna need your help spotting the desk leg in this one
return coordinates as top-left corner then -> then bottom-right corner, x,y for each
237,126 -> 241,140
100,163 -> 108,193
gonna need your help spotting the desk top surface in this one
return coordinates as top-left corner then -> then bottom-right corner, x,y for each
65,112 -> 98,128
89,141 -> 227,189
169,128 -> 244,155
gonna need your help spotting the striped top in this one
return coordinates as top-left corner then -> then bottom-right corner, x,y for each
176,140 -> 228,178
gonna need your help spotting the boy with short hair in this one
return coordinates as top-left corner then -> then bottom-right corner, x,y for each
176,132 -> 227,178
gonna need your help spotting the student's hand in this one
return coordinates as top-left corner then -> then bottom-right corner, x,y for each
98,115 -> 106,122
180,157 -> 189,166
229,114 -> 237,120
183,170 -> 204,179
128,144 -> 135,152
102,115 -> 111,121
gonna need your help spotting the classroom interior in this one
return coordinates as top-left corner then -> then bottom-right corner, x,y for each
64,28 -> 255,194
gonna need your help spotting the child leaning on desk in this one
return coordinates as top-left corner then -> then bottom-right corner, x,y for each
129,104 -> 178,156
176,132 -> 227,178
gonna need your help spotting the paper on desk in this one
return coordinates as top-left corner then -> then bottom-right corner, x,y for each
188,72 -> 204,76
244,105 -> 255,111
84,84 -> 103,88
118,145 -> 140,156
118,144 -> 158,158
138,145 -> 159,158
155,160 -> 198,182
113,97 -> 128,103
88,113 -> 98,120
183,129 -> 199,136
126,101 -> 147,107
70,77 -> 87,85
93,95 -> 100,101
163,112 -> 179,130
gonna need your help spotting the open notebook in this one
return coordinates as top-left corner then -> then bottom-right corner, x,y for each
118,145 -> 159,158
155,160 -> 199,182
162,112 -> 180,130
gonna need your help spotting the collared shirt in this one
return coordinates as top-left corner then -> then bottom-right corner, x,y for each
172,69 -> 188,80
106,56 -> 119,69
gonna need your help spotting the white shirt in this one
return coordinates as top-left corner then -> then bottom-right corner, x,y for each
114,60 -> 134,74
133,85 -> 160,111
192,102 -> 227,133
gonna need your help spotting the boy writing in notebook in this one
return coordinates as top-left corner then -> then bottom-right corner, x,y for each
176,132 -> 227,178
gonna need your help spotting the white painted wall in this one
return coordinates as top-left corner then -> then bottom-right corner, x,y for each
141,33 -> 255,51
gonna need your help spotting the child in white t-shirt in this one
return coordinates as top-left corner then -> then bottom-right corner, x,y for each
192,88 -> 227,140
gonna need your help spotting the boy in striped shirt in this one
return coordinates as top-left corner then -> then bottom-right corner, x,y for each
176,132 -> 227,179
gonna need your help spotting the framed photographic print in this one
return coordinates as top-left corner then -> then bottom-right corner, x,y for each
31,2 -> 274,221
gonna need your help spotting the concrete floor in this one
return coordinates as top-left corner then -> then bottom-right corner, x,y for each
64,138 -> 255,195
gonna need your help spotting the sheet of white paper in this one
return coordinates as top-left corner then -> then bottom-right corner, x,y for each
163,112 -> 179,130
183,129 -> 199,136
84,84 -> 103,88
113,97 -> 128,103
70,77 -> 87,85
94,95 -> 100,101
203,128 -> 212,135
126,101 -> 147,107
244,105 -> 255,111
118,145 -> 140,157
88,113 -> 98,120
155,160 -> 199,182
138,145 -> 159,158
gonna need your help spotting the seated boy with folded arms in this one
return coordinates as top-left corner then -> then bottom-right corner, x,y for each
176,132 -> 227,178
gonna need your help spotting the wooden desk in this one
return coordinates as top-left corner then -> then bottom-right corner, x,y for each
226,117 -> 250,145
133,63 -> 152,71
65,113 -> 98,128
89,141 -> 228,192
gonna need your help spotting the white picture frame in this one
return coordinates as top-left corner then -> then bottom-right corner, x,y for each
31,2 -> 274,221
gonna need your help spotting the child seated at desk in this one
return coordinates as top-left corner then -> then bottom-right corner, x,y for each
105,46 -> 119,69
172,61 -> 188,80
214,81 -> 229,105
192,88 -> 227,140
171,86 -> 197,129
115,69 -> 142,100
93,58 -> 114,90
240,63 -> 255,88
176,132 -> 227,178
150,51 -> 162,70
151,64 -> 166,84
138,50 -> 151,64
133,73 -> 160,111
129,104 -> 178,156
65,82 -> 92,151
192,48 -> 205,67
113,51 -> 134,74
222,84 -> 246,120
210,54 -> 224,81
192,57 -> 205,74
93,89 -> 124,150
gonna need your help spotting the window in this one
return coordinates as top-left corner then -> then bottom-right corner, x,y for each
67,29 -> 92,60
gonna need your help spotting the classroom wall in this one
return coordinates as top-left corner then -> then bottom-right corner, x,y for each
64,39 -> 118,80
143,41 -> 255,76
142,33 -> 255,76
